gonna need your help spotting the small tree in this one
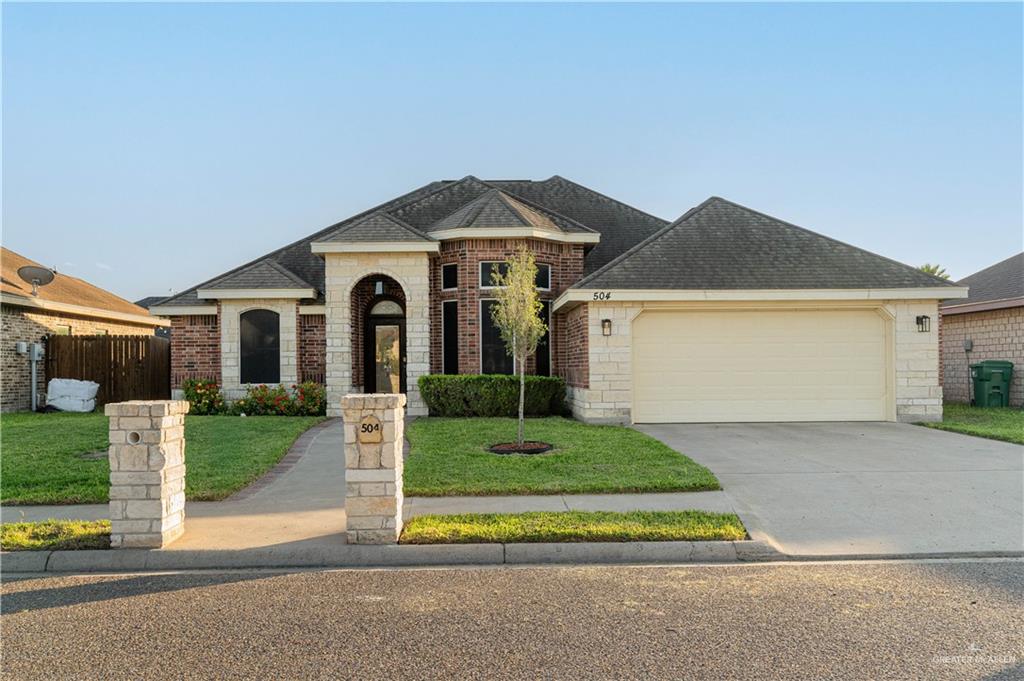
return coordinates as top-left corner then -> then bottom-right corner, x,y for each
490,247 -> 548,446
919,263 -> 951,280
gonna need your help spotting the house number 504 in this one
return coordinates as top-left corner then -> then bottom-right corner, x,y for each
358,416 -> 383,443
592,292 -> 612,301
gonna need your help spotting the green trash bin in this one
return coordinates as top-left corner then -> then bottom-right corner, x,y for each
970,360 -> 1014,407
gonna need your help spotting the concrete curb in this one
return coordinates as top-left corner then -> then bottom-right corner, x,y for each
1,540 -> 782,573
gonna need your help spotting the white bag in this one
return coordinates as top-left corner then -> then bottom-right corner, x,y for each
46,378 -> 100,412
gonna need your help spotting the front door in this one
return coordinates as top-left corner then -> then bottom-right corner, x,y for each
365,311 -> 406,394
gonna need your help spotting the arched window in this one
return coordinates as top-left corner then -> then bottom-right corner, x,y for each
240,309 -> 280,384
369,299 -> 403,316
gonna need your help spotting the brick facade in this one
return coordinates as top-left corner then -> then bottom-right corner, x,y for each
941,306 -> 1023,407
350,276 -> 406,391
427,238 -> 585,376
298,313 -> 326,384
170,312 -> 221,389
2,303 -> 156,412
556,304 -> 589,389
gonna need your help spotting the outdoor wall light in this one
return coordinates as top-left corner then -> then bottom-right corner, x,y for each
916,315 -> 931,333
601,319 -> 613,336
374,281 -> 385,296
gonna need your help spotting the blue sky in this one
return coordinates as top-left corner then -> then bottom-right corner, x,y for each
3,2 -> 1021,301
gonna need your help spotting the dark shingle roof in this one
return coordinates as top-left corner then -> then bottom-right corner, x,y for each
490,176 -> 668,273
319,212 -> 433,243
575,197 -> 961,290
428,188 -> 594,234
203,259 -> 314,291
944,252 -> 1024,307
134,296 -> 167,309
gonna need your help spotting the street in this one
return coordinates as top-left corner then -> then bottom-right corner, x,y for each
2,560 -> 1022,680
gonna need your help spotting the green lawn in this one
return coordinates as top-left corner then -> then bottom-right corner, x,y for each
400,511 -> 746,544
404,417 -> 720,496
0,412 -> 323,505
920,404 -> 1024,445
1,519 -> 111,551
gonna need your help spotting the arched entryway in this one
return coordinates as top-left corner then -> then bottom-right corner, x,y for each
350,274 -> 407,393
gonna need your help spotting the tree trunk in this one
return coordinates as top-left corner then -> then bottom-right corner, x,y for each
518,356 -> 526,446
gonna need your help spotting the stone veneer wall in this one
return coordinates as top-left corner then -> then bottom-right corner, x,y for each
220,299 -> 299,399
941,306 -> 1023,407
324,253 -> 431,417
298,313 -> 326,384
170,312 -> 221,389
1,304 -> 157,412
428,239 -> 585,375
568,300 -> 945,424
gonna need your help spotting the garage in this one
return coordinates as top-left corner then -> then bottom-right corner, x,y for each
632,308 -> 891,423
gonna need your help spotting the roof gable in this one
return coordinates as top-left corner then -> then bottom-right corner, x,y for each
575,197 -> 961,291
203,259 -> 314,291
319,212 -> 433,243
427,188 -> 595,235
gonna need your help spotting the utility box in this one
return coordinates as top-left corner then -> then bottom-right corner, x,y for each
970,360 -> 1014,408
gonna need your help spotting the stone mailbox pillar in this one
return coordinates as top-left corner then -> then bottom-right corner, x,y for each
105,400 -> 190,549
342,393 -> 405,544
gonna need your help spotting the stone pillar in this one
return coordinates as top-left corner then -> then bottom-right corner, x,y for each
342,393 -> 405,544
105,400 -> 190,548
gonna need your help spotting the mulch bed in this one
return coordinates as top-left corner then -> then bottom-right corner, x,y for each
487,441 -> 553,455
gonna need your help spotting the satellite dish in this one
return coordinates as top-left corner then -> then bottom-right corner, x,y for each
17,265 -> 55,296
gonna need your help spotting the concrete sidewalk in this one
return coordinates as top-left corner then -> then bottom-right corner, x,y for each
1,419 -> 736,553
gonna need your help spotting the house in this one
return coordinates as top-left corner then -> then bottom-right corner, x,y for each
1,247 -> 169,412
150,176 -> 966,422
940,252 -> 1023,407
135,296 -> 173,339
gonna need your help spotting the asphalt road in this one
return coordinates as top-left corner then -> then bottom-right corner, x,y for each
2,560 -> 1022,680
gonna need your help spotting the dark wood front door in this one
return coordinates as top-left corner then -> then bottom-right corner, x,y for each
365,316 -> 406,394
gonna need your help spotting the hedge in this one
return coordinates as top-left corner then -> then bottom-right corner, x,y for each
418,375 -> 566,417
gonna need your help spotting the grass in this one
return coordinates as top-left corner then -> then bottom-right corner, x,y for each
0,412 -> 324,505
404,417 -> 720,496
1,519 -> 111,551
400,511 -> 747,544
919,404 -> 1024,445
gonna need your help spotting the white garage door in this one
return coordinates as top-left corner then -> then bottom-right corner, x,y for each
632,309 -> 889,423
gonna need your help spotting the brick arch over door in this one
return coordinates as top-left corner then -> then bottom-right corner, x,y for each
350,274 -> 406,390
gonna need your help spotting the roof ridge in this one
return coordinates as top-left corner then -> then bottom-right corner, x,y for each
572,197 -> 717,288
704,196 -> 960,288
546,175 -> 669,227
329,210 -> 434,241
958,251 -> 1024,283
387,175 -> 489,219
158,180 -> 446,306
493,191 -> 542,228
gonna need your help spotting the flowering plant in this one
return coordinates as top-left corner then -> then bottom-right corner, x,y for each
182,378 -> 225,415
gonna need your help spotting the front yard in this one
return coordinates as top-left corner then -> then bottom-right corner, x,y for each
920,404 -> 1023,445
404,417 -> 720,496
0,412 -> 324,505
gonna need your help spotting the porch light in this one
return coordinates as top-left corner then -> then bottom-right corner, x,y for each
916,315 -> 931,333
601,319 -> 612,336
374,280 -> 384,296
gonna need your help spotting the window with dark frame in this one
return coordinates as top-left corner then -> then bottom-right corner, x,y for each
442,263 -> 458,290
240,309 -> 281,384
535,264 -> 551,290
442,300 -> 459,374
479,300 -> 514,375
536,301 -> 551,376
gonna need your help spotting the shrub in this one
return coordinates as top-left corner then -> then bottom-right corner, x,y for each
232,384 -> 293,416
181,378 -> 225,415
418,374 -> 566,417
292,382 -> 326,416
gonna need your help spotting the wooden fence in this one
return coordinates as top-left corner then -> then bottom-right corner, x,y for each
45,335 -> 171,406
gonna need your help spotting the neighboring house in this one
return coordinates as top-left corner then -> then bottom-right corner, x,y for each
940,252 -> 1023,407
151,175 -> 965,423
2,247 -> 169,412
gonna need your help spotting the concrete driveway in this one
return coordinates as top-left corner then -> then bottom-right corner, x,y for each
636,422 -> 1024,557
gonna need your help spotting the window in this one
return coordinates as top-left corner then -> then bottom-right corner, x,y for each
369,299 -> 403,316
535,264 -> 551,290
480,261 -> 552,290
53,325 -> 72,336
442,263 -> 458,290
479,262 -> 507,288
442,300 -> 459,374
480,300 -> 513,374
97,329 -> 109,335
536,301 -> 551,376
240,309 -> 280,384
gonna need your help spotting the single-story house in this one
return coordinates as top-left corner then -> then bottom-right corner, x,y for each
151,175 -> 966,422
941,252 -> 1023,407
1,247 -> 168,412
